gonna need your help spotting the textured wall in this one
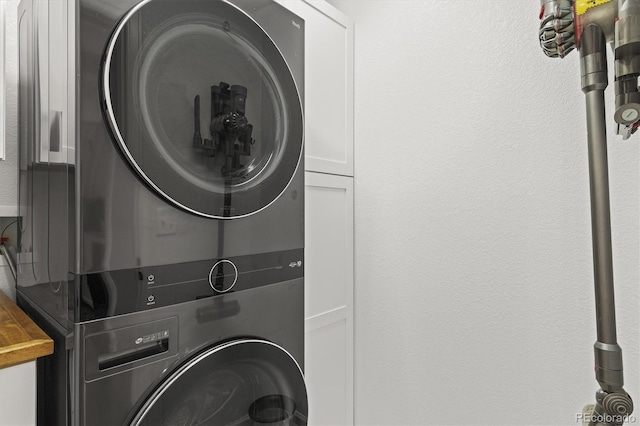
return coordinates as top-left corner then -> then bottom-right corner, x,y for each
328,1 -> 638,425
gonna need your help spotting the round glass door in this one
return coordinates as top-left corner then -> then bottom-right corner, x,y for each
103,0 -> 303,218
130,339 -> 308,425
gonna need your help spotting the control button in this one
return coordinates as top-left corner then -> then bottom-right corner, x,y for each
148,274 -> 155,282
208,260 -> 238,293
614,104 -> 640,125
621,108 -> 639,122
147,295 -> 155,302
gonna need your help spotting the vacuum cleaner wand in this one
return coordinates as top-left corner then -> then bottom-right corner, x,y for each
538,1 -> 636,424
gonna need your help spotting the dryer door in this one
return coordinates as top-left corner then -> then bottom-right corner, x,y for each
130,339 -> 308,425
103,0 -> 303,219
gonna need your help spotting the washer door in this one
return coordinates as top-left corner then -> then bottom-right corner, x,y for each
103,0 -> 303,219
130,339 -> 308,425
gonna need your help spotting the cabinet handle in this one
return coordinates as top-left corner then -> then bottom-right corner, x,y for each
98,338 -> 169,371
49,110 -> 61,152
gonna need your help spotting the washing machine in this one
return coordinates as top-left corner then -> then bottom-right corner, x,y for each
15,0 -> 306,424
25,271 -> 307,425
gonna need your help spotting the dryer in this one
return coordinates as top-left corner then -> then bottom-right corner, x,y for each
15,0 -> 306,424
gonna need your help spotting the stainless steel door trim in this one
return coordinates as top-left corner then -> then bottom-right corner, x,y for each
129,338 -> 307,425
101,0 -> 304,220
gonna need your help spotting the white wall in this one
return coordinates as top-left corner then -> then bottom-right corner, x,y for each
327,1 -> 639,425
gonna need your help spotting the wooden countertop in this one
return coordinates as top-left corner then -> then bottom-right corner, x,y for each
0,290 -> 53,368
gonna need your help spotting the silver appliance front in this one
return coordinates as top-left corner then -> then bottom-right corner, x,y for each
74,278 -> 307,426
129,340 -> 306,425
16,0 -> 306,424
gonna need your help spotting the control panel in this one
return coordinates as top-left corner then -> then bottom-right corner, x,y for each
77,249 -> 304,321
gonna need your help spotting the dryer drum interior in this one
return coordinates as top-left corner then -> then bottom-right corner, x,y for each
129,340 -> 309,425
103,0 -> 304,219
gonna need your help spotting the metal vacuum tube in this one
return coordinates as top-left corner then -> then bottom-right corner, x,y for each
538,1 -> 637,425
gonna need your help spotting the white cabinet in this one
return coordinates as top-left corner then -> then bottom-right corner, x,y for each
305,173 -> 352,319
0,1 -> 18,216
0,361 -> 36,426
0,1 -> 6,162
279,0 -> 354,176
25,0 -> 71,167
305,172 -> 353,426
283,1 -> 354,424
0,0 -> 70,215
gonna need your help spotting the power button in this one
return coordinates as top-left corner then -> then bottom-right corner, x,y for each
208,260 -> 238,293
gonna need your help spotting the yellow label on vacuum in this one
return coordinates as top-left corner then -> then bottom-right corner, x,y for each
575,0 -> 613,15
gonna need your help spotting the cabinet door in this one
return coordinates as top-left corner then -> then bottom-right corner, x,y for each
27,0 -> 70,167
0,1 -> 17,215
0,362 -> 36,426
0,1 -> 5,163
46,0 -> 70,165
304,171 -> 353,425
278,0 -> 353,176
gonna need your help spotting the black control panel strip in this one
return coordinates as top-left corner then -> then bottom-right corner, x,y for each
76,249 -> 304,321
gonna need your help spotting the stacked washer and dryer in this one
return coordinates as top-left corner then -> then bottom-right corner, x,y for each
16,0 -> 307,424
